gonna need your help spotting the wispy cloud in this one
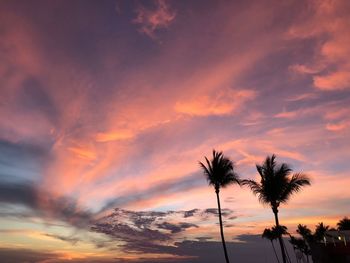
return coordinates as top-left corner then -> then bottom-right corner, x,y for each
287,0 -> 350,90
175,89 -> 256,117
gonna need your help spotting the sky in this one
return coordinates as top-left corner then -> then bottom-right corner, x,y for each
0,0 -> 350,262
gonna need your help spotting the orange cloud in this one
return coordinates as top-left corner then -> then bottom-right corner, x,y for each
95,130 -> 134,142
175,89 -> 256,116
314,70 -> 350,90
326,121 -> 349,132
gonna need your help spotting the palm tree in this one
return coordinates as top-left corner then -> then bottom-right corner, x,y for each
272,225 -> 292,263
337,217 -> 350,231
289,236 -> 309,263
297,224 -> 312,242
296,224 -> 312,262
242,154 -> 310,263
199,150 -> 241,263
262,228 -> 280,263
314,222 -> 329,242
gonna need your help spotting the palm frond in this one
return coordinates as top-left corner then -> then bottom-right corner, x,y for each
280,173 -> 310,203
199,149 -> 240,190
245,155 -> 311,208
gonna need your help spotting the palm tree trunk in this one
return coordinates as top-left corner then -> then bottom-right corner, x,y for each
271,241 -> 280,263
273,207 -> 287,263
216,190 -> 230,263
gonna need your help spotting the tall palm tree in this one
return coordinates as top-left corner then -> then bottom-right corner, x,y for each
242,154 -> 310,263
262,228 -> 280,263
199,150 -> 240,263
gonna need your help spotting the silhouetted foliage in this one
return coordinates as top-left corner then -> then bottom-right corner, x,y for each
297,224 -> 313,243
314,222 -> 329,242
199,150 -> 240,263
242,154 -> 310,263
262,228 -> 280,263
289,235 -> 311,263
337,217 -> 350,230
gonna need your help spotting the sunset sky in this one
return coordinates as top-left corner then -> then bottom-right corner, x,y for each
0,0 -> 350,262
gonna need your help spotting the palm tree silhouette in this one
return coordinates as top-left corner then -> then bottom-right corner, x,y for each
296,224 -> 312,262
242,154 -> 310,263
289,236 -> 309,263
314,222 -> 329,242
262,228 -> 280,263
199,150 -> 240,263
296,224 -> 312,242
337,217 -> 350,230
272,225 -> 292,263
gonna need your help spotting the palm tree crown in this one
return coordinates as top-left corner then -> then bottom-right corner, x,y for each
337,217 -> 350,231
242,154 -> 310,210
297,224 -> 313,243
200,150 -> 240,193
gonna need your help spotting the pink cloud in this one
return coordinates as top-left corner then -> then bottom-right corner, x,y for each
287,0 -> 350,91
326,121 -> 349,132
285,92 -> 318,102
133,0 -> 176,38
314,70 -> 350,90
175,89 -> 256,116
274,110 -> 298,119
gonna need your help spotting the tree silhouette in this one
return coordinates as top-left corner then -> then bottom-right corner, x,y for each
337,217 -> 350,230
314,222 -> 329,242
262,228 -> 280,263
242,154 -> 310,263
296,224 -> 312,262
199,150 -> 240,263
289,236 -> 310,263
296,224 -> 313,242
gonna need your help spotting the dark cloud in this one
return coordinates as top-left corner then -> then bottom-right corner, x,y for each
91,207 -> 237,255
183,208 -> 199,218
204,208 -> 234,217
0,181 -> 93,228
0,139 -> 50,171
156,222 -> 198,234
44,233 -> 80,245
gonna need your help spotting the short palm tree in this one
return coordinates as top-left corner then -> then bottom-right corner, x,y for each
262,228 -> 280,263
314,222 -> 329,242
297,224 -> 312,241
289,236 -> 308,263
199,150 -> 240,263
242,154 -> 310,263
